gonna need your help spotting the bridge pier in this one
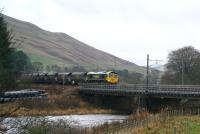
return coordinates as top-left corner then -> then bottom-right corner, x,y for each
133,96 -> 147,114
80,94 -> 146,113
180,99 -> 200,108
145,97 -> 192,112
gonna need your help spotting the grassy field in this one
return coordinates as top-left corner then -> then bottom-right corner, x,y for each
120,115 -> 200,134
138,116 -> 200,134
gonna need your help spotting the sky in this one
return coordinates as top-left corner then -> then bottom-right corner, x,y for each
1,0 -> 200,66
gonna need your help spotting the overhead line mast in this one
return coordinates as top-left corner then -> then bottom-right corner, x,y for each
146,54 -> 149,90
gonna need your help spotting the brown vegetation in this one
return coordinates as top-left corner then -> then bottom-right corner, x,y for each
131,115 -> 200,134
128,110 -> 150,120
0,85 -> 114,117
89,109 -> 200,134
0,125 -> 7,132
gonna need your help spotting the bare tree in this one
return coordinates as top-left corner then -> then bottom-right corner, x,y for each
162,46 -> 200,85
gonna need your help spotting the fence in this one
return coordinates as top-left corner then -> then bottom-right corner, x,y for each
94,108 -> 200,134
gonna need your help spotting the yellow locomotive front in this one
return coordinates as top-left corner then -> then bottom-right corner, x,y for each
86,71 -> 119,84
105,71 -> 119,84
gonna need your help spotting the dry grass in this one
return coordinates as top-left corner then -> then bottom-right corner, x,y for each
133,116 -> 200,134
82,111 -> 200,134
11,107 -> 113,116
115,115 -> 200,134
0,85 -> 115,117
128,110 -> 150,120
0,102 -> 21,117
80,111 -> 151,134
0,125 -> 7,132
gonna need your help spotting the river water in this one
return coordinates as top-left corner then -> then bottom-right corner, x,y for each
48,114 -> 128,127
1,114 -> 128,134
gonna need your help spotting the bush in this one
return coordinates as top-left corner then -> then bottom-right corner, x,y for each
21,119 -> 81,134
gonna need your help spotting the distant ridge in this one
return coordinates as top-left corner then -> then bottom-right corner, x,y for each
4,15 -> 146,74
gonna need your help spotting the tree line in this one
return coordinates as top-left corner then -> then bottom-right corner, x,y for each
32,63 -> 86,73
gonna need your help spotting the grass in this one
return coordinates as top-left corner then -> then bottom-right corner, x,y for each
81,112 -> 200,134
0,84 -> 115,117
187,121 -> 200,134
130,115 -> 200,134
12,107 -> 113,116
27,53 -> 64,66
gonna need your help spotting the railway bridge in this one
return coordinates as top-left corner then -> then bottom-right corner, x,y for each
79,84 -> 200,112
79,84 -> 200,98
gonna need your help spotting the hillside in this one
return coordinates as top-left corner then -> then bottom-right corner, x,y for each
4,15 -> 146,74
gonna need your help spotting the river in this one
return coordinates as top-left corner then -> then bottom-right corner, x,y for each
1,114 -> 128,134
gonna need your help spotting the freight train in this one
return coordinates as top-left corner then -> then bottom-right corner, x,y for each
24,71 -> 119,85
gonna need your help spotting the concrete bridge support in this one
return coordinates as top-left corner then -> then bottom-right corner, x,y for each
144,97 -> 197,112
80,94 -> 148,113
80,95 -> 140,113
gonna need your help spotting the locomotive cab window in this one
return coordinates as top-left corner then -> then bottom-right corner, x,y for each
93,74 -> 100,79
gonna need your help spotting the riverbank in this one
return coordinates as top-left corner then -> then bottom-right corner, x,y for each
90,109 -> 200,134
0,85 -> 117,117
0,114 -> 128,134
136,115 -> 200,134
4,107 -> 115,117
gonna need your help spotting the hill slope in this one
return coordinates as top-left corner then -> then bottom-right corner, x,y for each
5,15 -> 146,74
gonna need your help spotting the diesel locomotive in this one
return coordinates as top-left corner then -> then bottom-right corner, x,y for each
86,71 -> 119,84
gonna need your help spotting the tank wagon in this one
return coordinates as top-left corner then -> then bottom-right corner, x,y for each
24,71 -> 119,85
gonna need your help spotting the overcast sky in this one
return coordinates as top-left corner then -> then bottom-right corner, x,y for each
1,0 -> 200,66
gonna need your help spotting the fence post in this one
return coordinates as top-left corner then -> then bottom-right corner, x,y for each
173,127 -> 176,134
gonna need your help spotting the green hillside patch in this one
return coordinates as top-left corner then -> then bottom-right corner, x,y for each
28,53 -> 64,66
